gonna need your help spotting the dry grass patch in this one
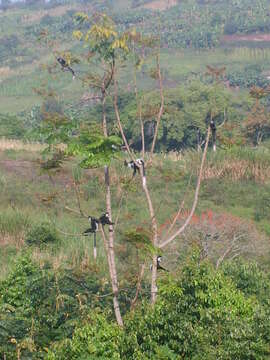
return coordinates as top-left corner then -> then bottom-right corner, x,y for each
202,158 -> 270,183
142,0 -> 177,10
21,5 -> 78,24
0,66 -> 13,79
0,138 -> 45,152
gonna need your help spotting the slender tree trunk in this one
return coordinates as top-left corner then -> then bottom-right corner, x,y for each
150,53 -> 164,158
114,77 -> 159,304
140,170 -> 158,304
139,99 -> 145,158
100,225 -> 123,326
102,90 -> 123,327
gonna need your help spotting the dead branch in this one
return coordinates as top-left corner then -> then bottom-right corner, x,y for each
73,182 -> 87,218
130,262 -> 146,310
113,77 -> 135,161
64,206 -> 88,218
159,127 -> 211,249
166,171 -> 193,236
150,53 -> 164,157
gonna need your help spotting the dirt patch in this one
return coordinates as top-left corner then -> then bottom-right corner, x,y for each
0,66 -> 13,79
141,0 -> 177,11
0,160 -> 36,178
0,159 -> 73,187
222,33 -> 270,43
21,5 -> 78,24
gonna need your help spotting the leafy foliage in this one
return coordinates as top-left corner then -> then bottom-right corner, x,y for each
67,129 -> 122,168
0,113 -> 26,139
0,253 -> 116,359
48,254 -> 270,359
25,222 -> 60,247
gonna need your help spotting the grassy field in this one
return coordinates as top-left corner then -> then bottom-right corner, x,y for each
1,45 -> 268,114
1,141 -> 270,281
0,0 -> 270,114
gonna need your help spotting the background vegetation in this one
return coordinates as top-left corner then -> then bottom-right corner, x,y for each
1,0 -> 270,358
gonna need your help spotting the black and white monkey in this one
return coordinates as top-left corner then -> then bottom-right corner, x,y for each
205,111 -> 218,152
157,256 -> 168,271
124,160 -> 139,176
150,256 -> 168,272
210,119 -> 217,152
56,57 -> 75,80
124,158 -> 146,185
83,216 -> 99,259
99,212 -> 114,231
83,216 -> 99,235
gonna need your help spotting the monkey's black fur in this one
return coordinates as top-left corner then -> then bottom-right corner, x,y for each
83,216 -> 99,235
124,158 -> 145,177
57,57 -> 75,79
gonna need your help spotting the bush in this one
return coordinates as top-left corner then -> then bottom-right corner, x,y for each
25,222 -> 60,247
48,254 -> 270,359
0,253 -> 108,359
47,313 -> 124,360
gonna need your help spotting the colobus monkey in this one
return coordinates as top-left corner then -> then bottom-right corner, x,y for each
205,111 -> 217,152
136,158 -> 145,177
57,57 -> 75,80
99,212 -> 114,231
210,119 -> 217,152
150,256 -> 168,272
125,158 -> 146,185
83,216 -> 99,259
157,256 -> 168,271
124,160 -> 139,177
83,216 -> 99,235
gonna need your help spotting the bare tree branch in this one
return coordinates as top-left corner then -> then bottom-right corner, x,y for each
159,127 -> 211,249
130,262 -> 146,310
150,53 -> 164,157
165,171 -> 193,236
64,206 -> 88,218
73,182 -> 87,218
139,99 -> 145,159
113,77 -> 135,161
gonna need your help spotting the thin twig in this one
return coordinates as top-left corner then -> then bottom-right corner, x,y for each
130,262 -> 146,310
65,206 -> 88,218
113,77 -> 135,161
73,182 -> 87,217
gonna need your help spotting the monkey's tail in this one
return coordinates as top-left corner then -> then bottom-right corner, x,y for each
93,232 -> 97,259
159,266 -> 169,272
212,129 -> 217,152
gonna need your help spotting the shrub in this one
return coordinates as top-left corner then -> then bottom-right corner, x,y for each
25,222 -> 60,247
48,255 -> 270,359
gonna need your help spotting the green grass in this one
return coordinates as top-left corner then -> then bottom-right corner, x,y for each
1,145 -> 270,280
1,44 -> 268,114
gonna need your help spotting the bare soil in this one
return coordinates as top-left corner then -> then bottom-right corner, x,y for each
0,159 -> 73,187
141,0 -> 177,11
222,33 -> 270,43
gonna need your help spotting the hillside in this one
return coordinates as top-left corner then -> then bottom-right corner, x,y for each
1,0 -> 270,359
1,0 -> 270,115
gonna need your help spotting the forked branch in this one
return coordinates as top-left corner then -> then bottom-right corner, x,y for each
159,127 -> 211,249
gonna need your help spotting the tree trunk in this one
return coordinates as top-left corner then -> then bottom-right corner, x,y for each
102,90 -> 123,327
140,170 -> 158,304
